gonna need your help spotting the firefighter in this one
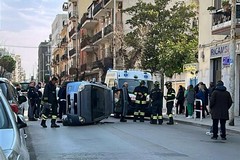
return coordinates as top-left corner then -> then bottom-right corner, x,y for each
40,77 -> 60,128
164,81 -> 175,125
150,81 -> 163,125
133,80 -> 148,122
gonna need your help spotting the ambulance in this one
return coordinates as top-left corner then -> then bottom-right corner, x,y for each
104,69 -> 154,116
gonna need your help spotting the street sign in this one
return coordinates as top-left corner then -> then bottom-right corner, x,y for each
183,63 -> 199,72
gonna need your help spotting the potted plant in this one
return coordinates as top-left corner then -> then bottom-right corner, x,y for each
222,0 -> 230,11
207,6 -> 216,13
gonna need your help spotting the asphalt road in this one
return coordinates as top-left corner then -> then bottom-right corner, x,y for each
26,117 -> 240,160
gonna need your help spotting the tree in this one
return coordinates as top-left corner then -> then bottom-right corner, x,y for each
123,0 -> 198,77
0,55 -> 16,77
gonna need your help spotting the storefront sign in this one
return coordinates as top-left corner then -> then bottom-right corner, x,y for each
210,44 -> 229,58
222,55 -> 230,65
183,63 -> 198,72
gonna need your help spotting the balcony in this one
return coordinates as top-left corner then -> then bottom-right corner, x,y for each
81,36 -> 94,52
102,24 -> 113,42
69,10 -> 78,21
69,48 -> 76,57
62,2 -> 68,11
102,57 -> 113,70
93,1 -> 105,19
92,30 -> 102,44
212,4 -> 240,35
60,36 -> 67,47
93,0 -> 122,19
61,53 -> 68,61
92,60 -> 103,70
80,12 -> 98,30
69,27 -> 76,39
60,71 -> 67,77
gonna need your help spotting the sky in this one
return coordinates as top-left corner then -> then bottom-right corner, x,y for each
0,0 -> 65,80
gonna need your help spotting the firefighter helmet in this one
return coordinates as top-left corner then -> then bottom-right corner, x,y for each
140,80 -> 146,85
154,81 -> 160,86
165,81 -> 172,87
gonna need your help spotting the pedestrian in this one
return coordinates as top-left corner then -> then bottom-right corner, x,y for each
210,80 -> 233,140
185,85 -> 195,118
203,83 -> 210,116
119,82 -> 131,122
164,81 -> 175,125
175,85 -> 185,114
196,83 -> 206,118
35,82 -> 42,118
57,81 -> 68,123
210,80 -> 232,140
40,77 -> 60,128
27,81 -> 39,121
133,80 -> 148,122
149,81 -> 163,125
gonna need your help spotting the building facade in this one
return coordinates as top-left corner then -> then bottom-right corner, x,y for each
38,41 -> 51,83
198,0 -> 240,116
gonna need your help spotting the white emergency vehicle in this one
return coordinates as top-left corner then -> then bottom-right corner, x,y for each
105,69 -> 154,101
105,69 -> 154,117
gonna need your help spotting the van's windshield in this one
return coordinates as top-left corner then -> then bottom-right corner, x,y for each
118,79 -> 154,94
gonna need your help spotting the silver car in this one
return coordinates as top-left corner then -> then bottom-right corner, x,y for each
0,90 -> 30,160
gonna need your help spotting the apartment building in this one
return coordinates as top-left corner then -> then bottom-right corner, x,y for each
38,41 -> 51,83
198,0 -> 239,116
12,55 -> 25,82
51,14 -> 68,82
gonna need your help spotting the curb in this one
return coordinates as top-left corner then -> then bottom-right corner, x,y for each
164,118 -> 240,135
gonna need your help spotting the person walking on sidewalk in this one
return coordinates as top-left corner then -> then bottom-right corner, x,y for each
185,85 -> 195,119
40,77 -> 60,128
210,80 -> 232,140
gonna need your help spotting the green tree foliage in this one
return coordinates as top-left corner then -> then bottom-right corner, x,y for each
0,55 -> 16,76
123,0 -> 198,77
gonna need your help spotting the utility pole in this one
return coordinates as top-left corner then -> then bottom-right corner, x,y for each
229,0 -> 236,126
113,0 -> 116,69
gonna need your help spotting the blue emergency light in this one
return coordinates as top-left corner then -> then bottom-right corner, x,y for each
144,74 -> 148,79
123,70 -> 128,77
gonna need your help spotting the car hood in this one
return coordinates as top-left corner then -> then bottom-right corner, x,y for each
0,129 -> 14,150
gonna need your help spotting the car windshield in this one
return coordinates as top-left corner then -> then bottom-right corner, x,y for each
0,98 -> 12,129
118,79 -> 154,94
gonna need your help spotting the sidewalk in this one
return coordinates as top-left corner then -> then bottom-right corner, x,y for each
171,114 -> 240,134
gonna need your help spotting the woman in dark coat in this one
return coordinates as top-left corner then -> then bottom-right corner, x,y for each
210,80 -> 232,140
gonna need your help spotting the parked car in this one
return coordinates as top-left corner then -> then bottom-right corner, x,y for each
0,78 -> 27,115
0,90 -> 30,160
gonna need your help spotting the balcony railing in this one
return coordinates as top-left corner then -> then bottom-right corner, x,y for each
92,60 -> 103,69
61,53 -> 68,61
104,0 -> 110,6
80,63 -> 87,72
104,24 -> 113,36
69,10 -> 78,20
92,31 -> 102,43
80,13 -> 91,27
93,1 -> 103,16
212,4 -> 240,35
69,48 -> 76,57
69,27 -> 76,38
61,36 -> 67,46
81,36 -> 92,48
